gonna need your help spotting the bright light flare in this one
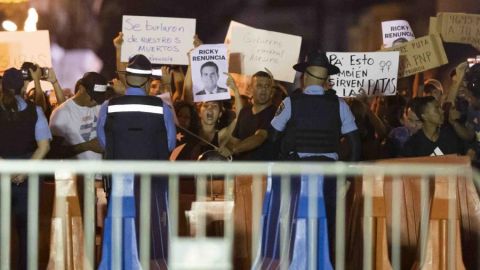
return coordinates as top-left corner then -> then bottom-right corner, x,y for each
2,20 -> 18,31
24,7 -> 38,32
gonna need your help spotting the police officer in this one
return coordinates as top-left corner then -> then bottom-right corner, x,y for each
0,67 -> 51,270
266,51 -> 360,268
97,54 -> 176,269
271,51 -> 360,161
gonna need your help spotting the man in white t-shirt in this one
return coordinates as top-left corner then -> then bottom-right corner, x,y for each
49,72 -> 108,159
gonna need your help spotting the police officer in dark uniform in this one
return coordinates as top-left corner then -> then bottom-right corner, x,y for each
260,51 -> 360,268
97,54 -> 176,269
0,67 -> 51,270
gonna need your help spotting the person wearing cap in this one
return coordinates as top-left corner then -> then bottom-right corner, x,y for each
423,78 -> 444,102
270,51 -> 360,161
49,72 -> 107,159
0,67 -> 51,270
259,51 -> 360,269
96,54 -> 176,269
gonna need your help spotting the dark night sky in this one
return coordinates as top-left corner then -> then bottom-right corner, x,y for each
93,0 -> 384,78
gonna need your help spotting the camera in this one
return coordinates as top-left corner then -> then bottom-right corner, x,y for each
467,56 -> 480,68
20,62 -> 49,81
466,63 -> 480,98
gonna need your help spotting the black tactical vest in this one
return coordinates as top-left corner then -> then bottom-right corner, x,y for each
105,95 -> 169,160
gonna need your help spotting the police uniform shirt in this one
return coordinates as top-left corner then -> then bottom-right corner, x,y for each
96,87 -> 177,152
15,95 -> 52,141
271,85 -> 357,160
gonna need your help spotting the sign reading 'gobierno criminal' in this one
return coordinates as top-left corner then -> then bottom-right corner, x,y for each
121,15 -> 196,65
229,25 -> 302,83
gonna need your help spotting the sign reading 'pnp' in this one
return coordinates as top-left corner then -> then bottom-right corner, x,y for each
0,30 -> 52,71
383,34 -> 448,78
327,52 -> 399,97
121,15 -> 196,65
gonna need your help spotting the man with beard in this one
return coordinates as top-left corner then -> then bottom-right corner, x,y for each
219,71 -> 277,160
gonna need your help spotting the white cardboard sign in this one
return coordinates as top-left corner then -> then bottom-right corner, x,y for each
327,51 -> 400,97
381,20 -> 415,48
229,26 -> 302,83
121,15 -> 195,65
191,44 -> 230,102
0,30 -> 52,71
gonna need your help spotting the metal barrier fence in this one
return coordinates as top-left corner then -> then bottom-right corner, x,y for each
0,158 -> 479,269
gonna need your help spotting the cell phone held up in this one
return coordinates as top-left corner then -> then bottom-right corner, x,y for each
20,62 -> 49,81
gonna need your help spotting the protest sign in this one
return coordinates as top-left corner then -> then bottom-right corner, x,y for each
121,15 -> 195,65
381,20 -> 415,48
229,26 -> 302,83
383,34 -> 448,78
429,17 -> 439,35
326,52 -> 399,97
435,13 -> 480,47
0,30 -> 51,71
224,20 -> 251,45
191,44 -> 230,102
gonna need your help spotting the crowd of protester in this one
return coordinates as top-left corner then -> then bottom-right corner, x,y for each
1,30 -> 480,269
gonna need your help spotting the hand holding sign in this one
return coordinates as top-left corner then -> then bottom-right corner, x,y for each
224,72 -> 239,92
113,32 -> 124,49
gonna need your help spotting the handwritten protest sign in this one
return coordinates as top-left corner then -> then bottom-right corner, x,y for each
224,21 -> 251,45
381,20 -> 415,48
229,26 -> 302,83
0,30 -> 51,72
191,44 -> 230,102
434,13 -> 480,47
326,52 -> 399,97
383,34 -> 448,78
121,15 -> 195,65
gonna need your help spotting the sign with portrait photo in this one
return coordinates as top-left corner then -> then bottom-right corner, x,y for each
326,51 -> 400,97
381,20 -> 415,48
191,44 -> 230,102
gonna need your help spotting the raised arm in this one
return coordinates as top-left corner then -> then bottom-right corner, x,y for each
46,67 -> 66,105
218,73 -> 242,143
181,35 -> 203,103
30,65 -> 47,112
446,62 -> 468,104
113,32 -> 127,85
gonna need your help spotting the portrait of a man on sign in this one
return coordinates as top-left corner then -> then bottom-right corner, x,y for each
191,44 -> 230,102
196,61 -> 228,95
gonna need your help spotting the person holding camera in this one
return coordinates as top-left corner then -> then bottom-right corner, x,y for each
21,62 -> 66,118
0,67 -> 51,270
